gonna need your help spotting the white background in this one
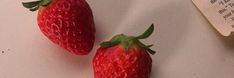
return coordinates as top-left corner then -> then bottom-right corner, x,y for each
1,0 -> 234,78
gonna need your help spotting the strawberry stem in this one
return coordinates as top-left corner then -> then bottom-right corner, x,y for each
100,24 -> 156,55
135,24 -> 154,39
22,0 -> 52,11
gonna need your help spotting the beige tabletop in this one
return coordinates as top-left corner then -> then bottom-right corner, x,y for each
1,0 -> 234,78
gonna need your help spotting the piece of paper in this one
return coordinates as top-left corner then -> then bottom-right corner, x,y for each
192,0 -> 234,36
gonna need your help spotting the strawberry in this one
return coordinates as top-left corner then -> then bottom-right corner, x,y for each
22,0 -> 95,55
93,24 -> 155,78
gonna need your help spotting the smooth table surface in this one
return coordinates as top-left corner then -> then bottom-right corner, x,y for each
1,0 -> 234,78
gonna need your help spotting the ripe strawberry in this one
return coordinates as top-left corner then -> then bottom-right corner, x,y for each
22,0 -> 95,55
93,24 -> 155,78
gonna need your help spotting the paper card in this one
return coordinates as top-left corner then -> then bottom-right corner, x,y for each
192,0 -> 234,36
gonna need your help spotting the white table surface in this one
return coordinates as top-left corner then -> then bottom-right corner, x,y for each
1,0 -> 234,78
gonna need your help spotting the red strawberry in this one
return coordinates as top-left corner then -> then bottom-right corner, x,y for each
93,24 -> 155,78
22,0 -> 95,55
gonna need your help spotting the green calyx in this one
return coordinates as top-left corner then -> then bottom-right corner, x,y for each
100,24 -> 156,55
22,0 -> 52,11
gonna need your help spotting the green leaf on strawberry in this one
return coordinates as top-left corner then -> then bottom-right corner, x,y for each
22,0 -> 52,11
100,24 -> 156,55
